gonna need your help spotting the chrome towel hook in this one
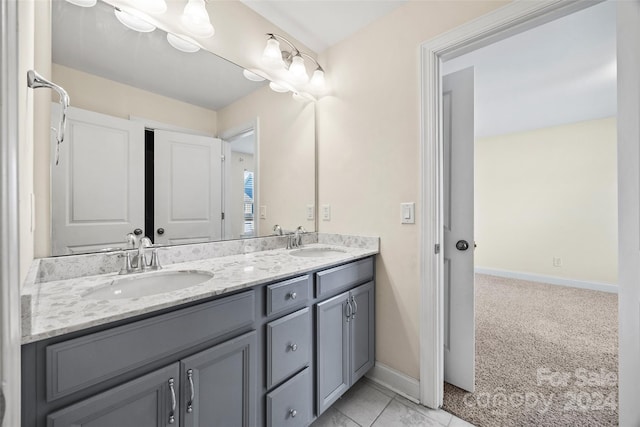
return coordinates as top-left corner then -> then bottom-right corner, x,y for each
27,70 -> 70,165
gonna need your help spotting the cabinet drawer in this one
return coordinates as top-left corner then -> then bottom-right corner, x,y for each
316,257 -> 374,297
266,307 -> 311,389
266,367 -> 312,427
46,290 -> 255,402
266,275 -> 310,316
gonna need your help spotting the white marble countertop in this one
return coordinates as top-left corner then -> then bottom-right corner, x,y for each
21,243 -> 378,344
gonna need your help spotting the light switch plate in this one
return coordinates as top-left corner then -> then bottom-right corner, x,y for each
401,202 -> 415,224
322,204 -> 331,221
259,205 -> 267,220
306,204 -> 315,220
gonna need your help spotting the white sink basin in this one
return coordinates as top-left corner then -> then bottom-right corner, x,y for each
290,247 -> 347,258
85,270 -> 214,300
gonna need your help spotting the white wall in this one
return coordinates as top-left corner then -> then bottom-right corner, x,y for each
316,0 -> 507,381
475,117 -> 618,285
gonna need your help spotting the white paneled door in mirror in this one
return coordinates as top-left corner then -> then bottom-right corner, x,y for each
51,105 -> 145,256
154,131 -> 223,245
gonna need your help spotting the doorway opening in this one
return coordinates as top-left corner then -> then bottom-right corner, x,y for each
441,2 -> 618,425
421,3 -> 637,419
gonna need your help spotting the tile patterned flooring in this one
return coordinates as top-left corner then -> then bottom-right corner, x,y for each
311,378 -> 476,427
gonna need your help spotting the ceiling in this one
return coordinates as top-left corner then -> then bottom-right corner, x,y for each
241,0 -> 408,53
442,1 -> 616,138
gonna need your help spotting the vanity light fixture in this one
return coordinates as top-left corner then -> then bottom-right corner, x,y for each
261,33 -> 326,92
114,7 -> 156,33
65,0 -> 97,7
167,33 -> 200,53
181,0 -> 215,38
269,82 -> 290,93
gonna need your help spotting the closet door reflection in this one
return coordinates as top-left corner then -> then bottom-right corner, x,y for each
154,130 -> 223,245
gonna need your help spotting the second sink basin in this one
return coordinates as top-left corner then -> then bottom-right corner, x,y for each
290,247 -> 347,258
85,270 -> 214,300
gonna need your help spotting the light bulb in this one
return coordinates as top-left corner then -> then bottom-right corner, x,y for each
310,68 -> 325,90
138,0 -> 167,14
65,0 -> 97,7
167,33 -> 200,53
182,0 -> 215,38
269,82 -> 289,93
114,8 -> 156,33
262,38 -> 285,69
289,54 -> 309,83
243,69 -> 266,82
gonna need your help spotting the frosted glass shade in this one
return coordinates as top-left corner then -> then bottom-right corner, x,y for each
289,55 -> 309,83
262,38 -> 285,69
182,0 -> 215,38
66,0 -> 97,7
167,34 -> 200,53
310,69 -> 325,90
139,0 -> 167,14
114,8 -> 156,33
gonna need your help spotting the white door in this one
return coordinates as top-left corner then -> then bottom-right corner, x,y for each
442,67 -> 475,392
51,105 -> 145,255
154,130 -> 223,245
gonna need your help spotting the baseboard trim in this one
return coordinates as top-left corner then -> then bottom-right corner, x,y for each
366,362 -> 421,403
475,267 -> 618,294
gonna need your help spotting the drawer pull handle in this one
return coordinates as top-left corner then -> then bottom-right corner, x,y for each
289,409 -> 297,418
289,343 -> 298,352
288,292 -> 297,300
345,298 -> 353,322
187,369 -> 195,414
351,295 -> 358,320
168,378 -> 176,424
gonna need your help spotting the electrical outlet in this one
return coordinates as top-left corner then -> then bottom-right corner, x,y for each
306,204 -> 315,220
553,257 -> 562,267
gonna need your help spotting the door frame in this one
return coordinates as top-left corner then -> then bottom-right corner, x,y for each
0,0 -> 22,424
419,0 -> 618,410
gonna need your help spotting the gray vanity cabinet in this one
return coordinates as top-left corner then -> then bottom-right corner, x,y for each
180,331 -> 256,427
47,363 -> 180,427
316,281 -> 375,415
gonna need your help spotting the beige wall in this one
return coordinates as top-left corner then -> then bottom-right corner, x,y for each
475,117 -> 618,284
316,0 -> 507,380
52,64 -> 218,134
18,0 -> 51,281
217,86 -> 316,234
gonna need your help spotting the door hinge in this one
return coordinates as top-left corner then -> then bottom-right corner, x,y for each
221,154 -> 226,161
434,244 -> 440,254
221,212 -> 225,220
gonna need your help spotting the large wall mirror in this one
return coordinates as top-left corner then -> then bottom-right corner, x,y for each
45,0 -> 316,256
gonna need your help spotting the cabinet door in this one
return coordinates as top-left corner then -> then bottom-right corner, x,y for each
350,281 -> 375,384
316,291 -> 350,415
180,331 -> 256,427
47,363 -> 179,427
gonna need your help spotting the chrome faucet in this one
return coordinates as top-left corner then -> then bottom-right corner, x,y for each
273,224 -> 283,236
287,226 -> 307,249
119,235 -> 162,274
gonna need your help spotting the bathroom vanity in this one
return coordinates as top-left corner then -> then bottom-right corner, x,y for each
20,237 -> 377,427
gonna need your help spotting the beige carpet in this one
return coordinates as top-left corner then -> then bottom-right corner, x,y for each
443,274 -> 618,427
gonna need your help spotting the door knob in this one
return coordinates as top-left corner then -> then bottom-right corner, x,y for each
456,240 -> 469,251
133,228 -> 143,236
157,228 -> 165,235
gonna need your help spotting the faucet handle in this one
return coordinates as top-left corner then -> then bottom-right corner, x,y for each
117,251 -> 133,275
125,233 -> 136,249
148,248 -> 162,271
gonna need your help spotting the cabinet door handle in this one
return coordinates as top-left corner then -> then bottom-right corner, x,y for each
168,378 -> 176,424
186,369 -> 195,414
288,291 -> 297,300
351,295 -> 358,320
345,298 -> 352,322
288,343 -> 298,352
289,408 -> 297,418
